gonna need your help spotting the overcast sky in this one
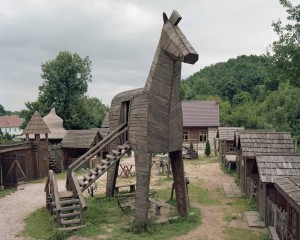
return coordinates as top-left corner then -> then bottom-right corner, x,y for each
0,0 -> 293,111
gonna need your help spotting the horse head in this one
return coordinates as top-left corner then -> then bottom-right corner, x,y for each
160,10 -> 198,64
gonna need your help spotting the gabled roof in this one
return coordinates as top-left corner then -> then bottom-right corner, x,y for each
217,127 -> 244,141
0,115 -> 24,128
274,176 -> 300,212
23,111 -> 50,135
62,129 -> 102,149
182,100 -> 219,127
239,131 -> 294,157
43,108 -> 67,139
256,154 -> 300,183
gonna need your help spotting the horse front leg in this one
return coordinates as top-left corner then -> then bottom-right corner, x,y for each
169,150 -> 188,216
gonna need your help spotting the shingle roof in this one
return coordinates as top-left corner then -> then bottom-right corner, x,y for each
101,112 -> 109,128
274,176 -> 300,212
217,127 -> 244,141
0,115 -> 24,128
43,108 -> 67,139
182,100 -> 220,127
62,129 -> 101,149
239,132 -> 294,157
256,154 -> 300,183
23,111 -> 50,135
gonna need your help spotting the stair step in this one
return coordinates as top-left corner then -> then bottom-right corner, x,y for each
89,169 -> 97,175
60,199 -> 80,205
60,211 -> 81,218
84,174 -> 95,182
61,218 -> 81,225
101,159 -> 108,165
51,199 -> 80,207
118,144 -> 129,150
59,225 -> 85,231
54,205 -> 80,212
106,155 -> 115,161
112,150 -> 121,155
78,179 -> 86,187
59,191 -> 73,199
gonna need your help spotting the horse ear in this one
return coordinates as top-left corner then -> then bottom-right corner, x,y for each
163,12 -> 168,24
169,10 -> 182,26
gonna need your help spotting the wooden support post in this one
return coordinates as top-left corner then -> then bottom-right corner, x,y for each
169,150 -> 188,216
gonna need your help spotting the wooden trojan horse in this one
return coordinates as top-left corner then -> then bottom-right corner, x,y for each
107,10 -> 198,222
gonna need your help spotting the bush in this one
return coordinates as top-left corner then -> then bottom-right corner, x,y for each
205,141 -> 211,156
189,142 -> 194,150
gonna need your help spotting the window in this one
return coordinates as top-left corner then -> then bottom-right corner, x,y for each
183,131 -> 189,141
199,131 -> 207,142
229,143 -> 234,152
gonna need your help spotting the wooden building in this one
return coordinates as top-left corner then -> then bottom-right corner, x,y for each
61,129 -> 103,168
0,111 -> 51,188
182,100 -> 219,152
216,127 -> 244,168
236,131 -> 294,195
254,154 -> 300,225
274,176 -> 300,240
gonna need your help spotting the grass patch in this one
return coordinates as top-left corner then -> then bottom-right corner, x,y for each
188,181 -> 224,205
0,187 -> 17,197
221,165 -> 239,184
21,193 -> 201,240
153,176 -> 173,186
223,226 -> 269,240
184,155 -> 219,166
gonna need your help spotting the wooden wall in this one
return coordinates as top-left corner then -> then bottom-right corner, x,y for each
0,140 -> 49,186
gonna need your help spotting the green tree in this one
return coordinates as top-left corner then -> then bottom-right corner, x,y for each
21,51 -> 108,130
205,141 -> 211,156
268,0 -> 300,87
0,104 -> 6,116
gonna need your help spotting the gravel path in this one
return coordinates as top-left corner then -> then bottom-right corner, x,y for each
0,180 -> 66,240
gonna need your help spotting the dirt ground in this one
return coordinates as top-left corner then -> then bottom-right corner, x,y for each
0,155 -> 268,240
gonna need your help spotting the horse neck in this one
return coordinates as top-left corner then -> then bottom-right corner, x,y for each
144,45 -> 181,100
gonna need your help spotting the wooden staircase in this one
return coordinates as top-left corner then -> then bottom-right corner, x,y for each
49,151 -> 62,173
78,143 -> 130,192
45,122 -> 129,231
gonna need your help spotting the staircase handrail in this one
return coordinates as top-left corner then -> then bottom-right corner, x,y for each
44,170 -> 62,225
71,171 -> 87,211
68,122 -> 128,172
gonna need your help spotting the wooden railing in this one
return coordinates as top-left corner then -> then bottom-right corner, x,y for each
68,122 -> 128,172
44,170 -> 62,226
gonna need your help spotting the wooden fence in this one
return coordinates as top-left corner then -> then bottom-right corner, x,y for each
268,199 -> 287,240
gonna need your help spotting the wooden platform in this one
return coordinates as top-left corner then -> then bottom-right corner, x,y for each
223,182 -> 243,198
244,211 -> 265,227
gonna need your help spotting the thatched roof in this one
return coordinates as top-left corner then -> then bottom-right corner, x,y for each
43,108 -> 67,139
216,127 -> 244,141
274,176 -> 300,212
238,131 -> 294,157
23,111 -> 50,135
62,129 -> 102,149
256,153 -> 300,183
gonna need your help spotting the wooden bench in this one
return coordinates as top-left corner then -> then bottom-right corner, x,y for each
116,193 -> 135,214
149,197 -> 164,215
114,184 -> 136,194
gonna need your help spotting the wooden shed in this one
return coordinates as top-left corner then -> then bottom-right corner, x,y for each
236,131 -> 294,196
182,100 -> 220,152
255,153 -> 300,225
274,176 -> 300,240
216,127 -> 244,168
61,129 -> 103,168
